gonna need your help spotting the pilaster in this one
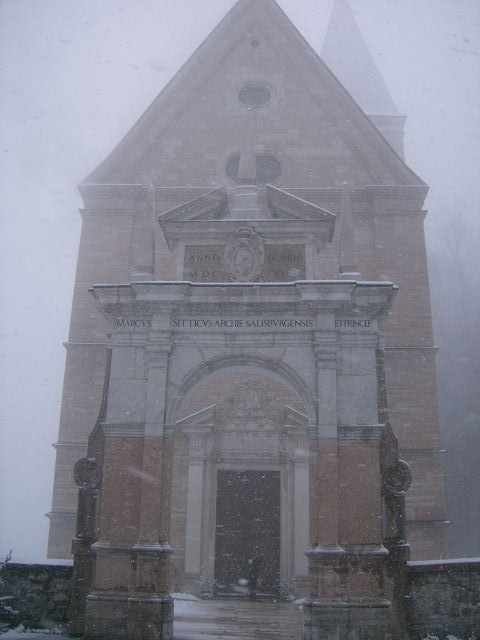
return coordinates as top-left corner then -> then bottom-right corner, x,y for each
84,322 -> 174,639
310,330 -> 342,553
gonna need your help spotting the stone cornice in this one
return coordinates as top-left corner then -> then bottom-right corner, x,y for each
63,341 -> 108,349
91,280 -> 397,323
338,424 -> 384,440
78,184 -> 429,218
79,183 -> 145,210
366,184 -> 429,213
53,442 -> 88,449
384,345 -> 438,352
102,423 -> 145,438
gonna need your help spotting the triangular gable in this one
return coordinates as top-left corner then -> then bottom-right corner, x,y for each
84,0 -> 423,188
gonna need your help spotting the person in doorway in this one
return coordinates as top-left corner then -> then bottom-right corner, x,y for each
248,549 -> 264,600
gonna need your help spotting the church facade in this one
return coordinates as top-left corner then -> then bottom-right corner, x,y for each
47,1 -> 447,637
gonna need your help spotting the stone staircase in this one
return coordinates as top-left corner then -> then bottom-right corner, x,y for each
174,598 -> 303,640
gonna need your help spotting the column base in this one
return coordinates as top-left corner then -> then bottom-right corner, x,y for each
84,592 -> 173,640
303,599 -> 392,640
127,595 -> 174,640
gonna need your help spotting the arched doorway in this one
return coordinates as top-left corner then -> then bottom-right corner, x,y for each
170,368 -> 310,598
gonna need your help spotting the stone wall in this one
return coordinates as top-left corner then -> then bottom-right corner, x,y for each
2,559 -> 480,637
0,563 -> 72,629
407,559 -> 480,639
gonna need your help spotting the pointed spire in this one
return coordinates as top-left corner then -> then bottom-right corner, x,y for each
337,182 -> 361,279
322,0 -> 406,158
323,0 -> 399,115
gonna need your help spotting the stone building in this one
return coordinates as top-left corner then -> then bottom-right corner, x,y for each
47,0 -> 447,637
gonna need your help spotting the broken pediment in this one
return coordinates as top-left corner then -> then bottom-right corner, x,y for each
158,185 -> 336,272
157,185 -> 336,223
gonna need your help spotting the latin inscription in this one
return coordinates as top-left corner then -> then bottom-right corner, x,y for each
183,244 -> 306,282
114,317 -> 372,331
172,317 -> 314,330
116,318 -> 152,329
262,245 -> 306,281
335,319 -> 372,328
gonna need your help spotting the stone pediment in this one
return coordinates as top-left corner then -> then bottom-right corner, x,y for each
175,380 -> 308,431
176,404 -> 217,428
266,186 -> 335,223
158,189 -> 229,222
158,185 -> 336,253
158,185 -> 335,224
175,403 -> 308,431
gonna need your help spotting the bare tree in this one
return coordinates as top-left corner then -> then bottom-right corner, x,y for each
427,201 -> 480,557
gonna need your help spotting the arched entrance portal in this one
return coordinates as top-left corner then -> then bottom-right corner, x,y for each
170,368 -> 310,598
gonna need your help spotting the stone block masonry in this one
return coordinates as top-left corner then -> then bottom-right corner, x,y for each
406,559 -> 480,639
2,560 -> 480,637
0,563 -> 72,630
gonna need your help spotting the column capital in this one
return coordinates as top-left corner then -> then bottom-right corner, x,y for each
338,333 -> 378,348
338,424 -> 384,441
313,330 -> 337,345
146,347 -> 171,369
313,344 -> 337,367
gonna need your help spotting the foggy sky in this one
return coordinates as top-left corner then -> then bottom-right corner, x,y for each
0,0 -> 479,563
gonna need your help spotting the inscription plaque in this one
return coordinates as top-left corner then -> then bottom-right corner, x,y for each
263,245 -> 306,281
183,245 -> 224,282
183,244 -> 306,282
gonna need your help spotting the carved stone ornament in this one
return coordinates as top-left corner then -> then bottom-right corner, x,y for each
383,459 -> 412,495
73,457 -> 100,490
215,378 -> 286,426
224,228 -> 265,282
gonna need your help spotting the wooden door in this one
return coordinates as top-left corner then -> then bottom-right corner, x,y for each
214,470 -> 280,597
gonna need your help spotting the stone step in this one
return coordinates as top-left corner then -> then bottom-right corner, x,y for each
174,598 -> 303,640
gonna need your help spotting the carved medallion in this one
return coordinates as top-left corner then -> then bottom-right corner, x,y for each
383,460 -> 412,495
224,228 -> 265,282
74,457 -> 100,490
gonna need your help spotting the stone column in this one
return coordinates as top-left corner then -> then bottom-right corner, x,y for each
184,434 -> 206,579
310,332 -> 343,551
304,331 -> 348,639
304,324 -> 398,639
84,337 -> 149,640
83,321 -> 175,640
128,342 -> 173,640
335,330 -> 393,639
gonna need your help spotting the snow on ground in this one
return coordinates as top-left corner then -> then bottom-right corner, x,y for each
0,629 -> 475,640
0,604 -> 474,640
0,627 -> 64,638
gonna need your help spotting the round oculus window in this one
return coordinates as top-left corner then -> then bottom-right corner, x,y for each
225,151 -> 281,185
238,82 -> 271,107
